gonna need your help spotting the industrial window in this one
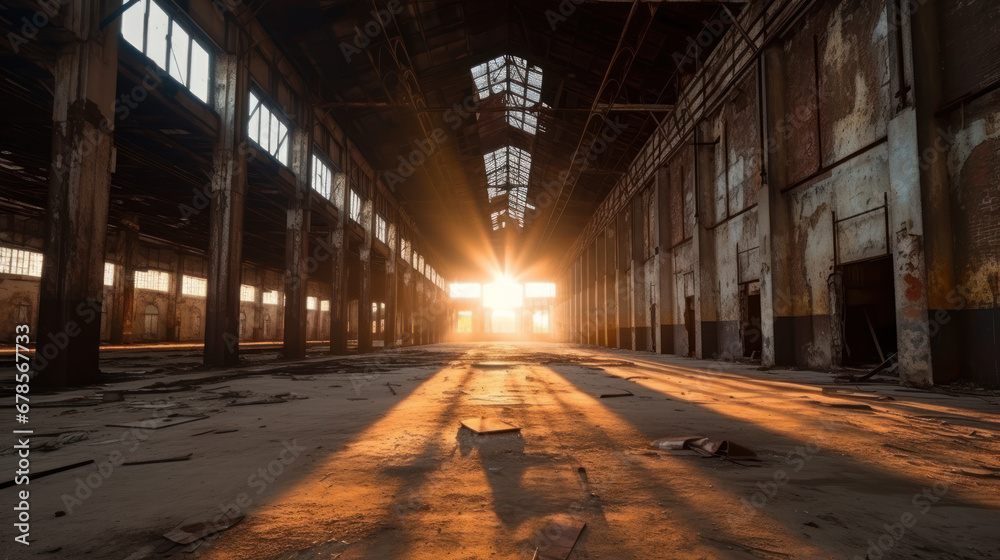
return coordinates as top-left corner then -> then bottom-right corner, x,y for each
104,263 -> 116,286
417,255 -> 424,274
484,146 -> 531,187
120,0 -> 211,104
240,284 -> 255,302
321,300 -> 330,312
263,290 -> 280,305
375,214 -> 387,244
457,310 -> 473,333
143,304 -> 159,338
491,209 -> 506,230
248,91 -> 290,166
135,269 -> 170,292
525,282 -> 556,298
312,153 -> 334,200
532,310 -> 550,333
471,55 -> 543,134
349,189 -> 362,223
483,147 -> 535,229
182,275 -> 207,297
0,247 -> 42,277
400,238 -> 410,262
307,296 -> 317,310
450,283 -> 482,298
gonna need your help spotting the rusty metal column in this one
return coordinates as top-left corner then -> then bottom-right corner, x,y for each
166,253 -> 183,342
329,169 -> 348,354
282,127 -> 312,360
36,1 -> 120,386
204,45 -> 249,367
886,0 -> 932,387
110,216 -> 138,345
358,197 -> 374,353
384,222 -> 398,349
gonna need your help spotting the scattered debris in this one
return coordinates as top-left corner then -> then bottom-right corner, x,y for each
28,397 -> 102,408
128,402 -> 180,410
386,382 -> 400,395
346,397 -> 368,401
951,466 -> 1000,478
162,506 -> 244,546
124,453 -> 193,466
0,460 -> 94,489
36,431 -> 89,452
811,402 -> 874,411
532,515 -> 586,560
701,535 -> 790,557
460,417 -> 521,435
227,393 -> 308,406
821,387 -> 894,401
597,389 -> 634,398
107,415 -> 208,430
836,353 -> 897,383
650,436 -> 758,460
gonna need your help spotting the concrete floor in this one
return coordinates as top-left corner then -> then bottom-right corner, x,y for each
4,342 -> 1000,559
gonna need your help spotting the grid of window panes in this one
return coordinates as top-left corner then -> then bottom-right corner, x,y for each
320,300 -> 330,312
263,290 -> 280,305
312,153 -> 333,200
240,284 -> 255,302
121,0 -> 211,104
182,275 -> 207,297
470,55 -> 543,135
248,91 -> 290,166
135,269 -> 171,292
484,146 -> 531,187
375,214 -> 387,243
525,282 -> 556,298
307,296 -> 317,310
104,263 -> 116,286
0,247 -> 43,277
349,189 -> 362,223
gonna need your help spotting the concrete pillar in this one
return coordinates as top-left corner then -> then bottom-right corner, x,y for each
329,170 -> 348,354
758,49 -> 795,368
630,199 -> 647,351
283,128 -> 312,360
603,227 -> 614,347
358,197 -> 374,353
655,166 -> 675,354
886,0 -> 932,387
695,125 -> 718,359
204,49 -> 249,367
36,1 -> 120,386
166,253 -> 183,342
110,216 -> 138,345
385,222 -> 398,348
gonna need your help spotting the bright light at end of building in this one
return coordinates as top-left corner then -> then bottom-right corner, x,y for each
483,275 -> 523,310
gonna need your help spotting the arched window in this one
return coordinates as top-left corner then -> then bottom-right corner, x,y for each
143,305 -> 159,339
16,300 -> 31,324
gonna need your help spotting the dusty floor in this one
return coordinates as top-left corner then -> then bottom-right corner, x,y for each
3,342 -> 1000,560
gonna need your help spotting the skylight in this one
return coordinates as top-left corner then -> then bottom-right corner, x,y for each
471,55 -> 543,135
484,146 -> 531,187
